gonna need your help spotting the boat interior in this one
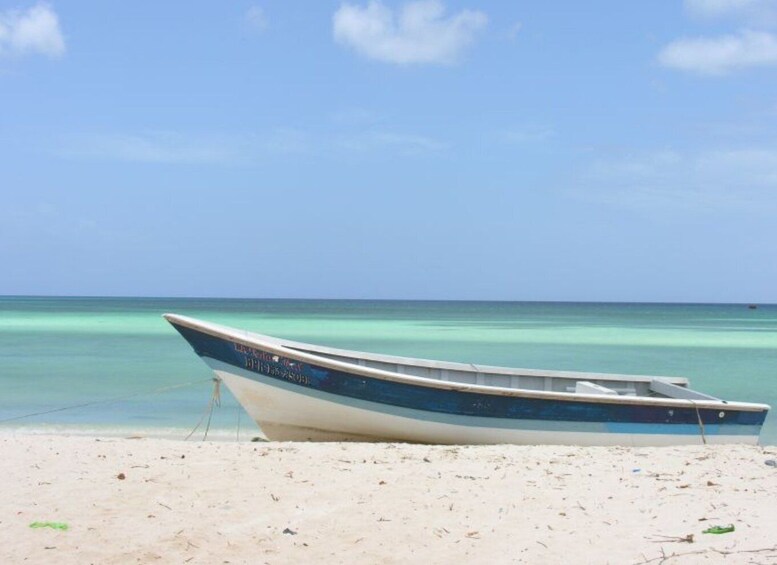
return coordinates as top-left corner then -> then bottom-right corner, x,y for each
164,314 -> 726,403
285,343 -> 721,402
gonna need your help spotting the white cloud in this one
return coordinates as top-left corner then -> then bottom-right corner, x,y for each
658,29 -> 777,74
333,0 -> 487,65
0,3 -> 65,58
244,6 -> 268,33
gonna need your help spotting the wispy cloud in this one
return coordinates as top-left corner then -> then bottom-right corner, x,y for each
685,0 -> 777,25
658,29 -> 777,74
697,147 -> 777,184
0,3 -> 65,58
244,5 -> 268,33
260,128 -> 311,155
329,107 -> 383,127
499,125 -> 554,143
56,127 -> 445,164
322,128 -> 445,156
333,0 -> 487,65
506,21 -> 522,40
687,0 -> 759,16
58,131 -> 239,164
571,147 -> 777,212
362,131 -> 445,152
587,150 -> 682,180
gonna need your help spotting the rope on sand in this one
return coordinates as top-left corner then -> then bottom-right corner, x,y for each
0,378 -> 214,424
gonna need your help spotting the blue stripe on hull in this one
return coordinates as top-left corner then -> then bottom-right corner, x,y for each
171,323 -> 767,436
209,358 -> 763,438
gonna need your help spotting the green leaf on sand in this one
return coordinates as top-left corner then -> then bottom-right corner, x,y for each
702,524 -> 735,535
29,521 -> 69,531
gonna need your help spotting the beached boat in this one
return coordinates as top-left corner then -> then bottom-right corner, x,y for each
165,314 -> 769,446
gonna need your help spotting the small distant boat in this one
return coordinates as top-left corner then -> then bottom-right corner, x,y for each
748,304 -> 758,310
165,314 -> 769,446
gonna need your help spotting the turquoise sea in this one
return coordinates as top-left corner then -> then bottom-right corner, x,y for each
0,297 -> 775,444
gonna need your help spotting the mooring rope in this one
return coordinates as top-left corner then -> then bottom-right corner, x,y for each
184,377 -> 221,441
236,403 -> 242,443
202,378 -> 220,441
691,400 -> 708,445
0,378 -> 214,424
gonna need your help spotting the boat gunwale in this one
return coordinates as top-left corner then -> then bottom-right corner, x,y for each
163,314 -> 770,413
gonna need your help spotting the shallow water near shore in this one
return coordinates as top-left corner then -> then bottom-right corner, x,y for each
1,297 -> 775,444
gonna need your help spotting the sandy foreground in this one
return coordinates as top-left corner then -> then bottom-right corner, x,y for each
1,435 -> 776,565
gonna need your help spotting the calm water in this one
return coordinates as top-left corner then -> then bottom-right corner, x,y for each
1,297 -> 775,444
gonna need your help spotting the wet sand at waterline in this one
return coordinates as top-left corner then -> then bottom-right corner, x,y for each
1,434 -> 776,564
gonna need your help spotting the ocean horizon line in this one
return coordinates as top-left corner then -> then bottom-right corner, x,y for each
0,295 -> 774,307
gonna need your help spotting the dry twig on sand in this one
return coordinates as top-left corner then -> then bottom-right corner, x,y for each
639,545 -> 777,564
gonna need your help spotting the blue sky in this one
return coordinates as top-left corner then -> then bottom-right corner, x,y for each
1,1 -> 776,301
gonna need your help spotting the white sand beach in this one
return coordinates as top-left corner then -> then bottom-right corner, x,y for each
1,434 -> 776,564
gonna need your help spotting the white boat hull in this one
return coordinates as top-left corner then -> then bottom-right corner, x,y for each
210,360 -> 758,446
